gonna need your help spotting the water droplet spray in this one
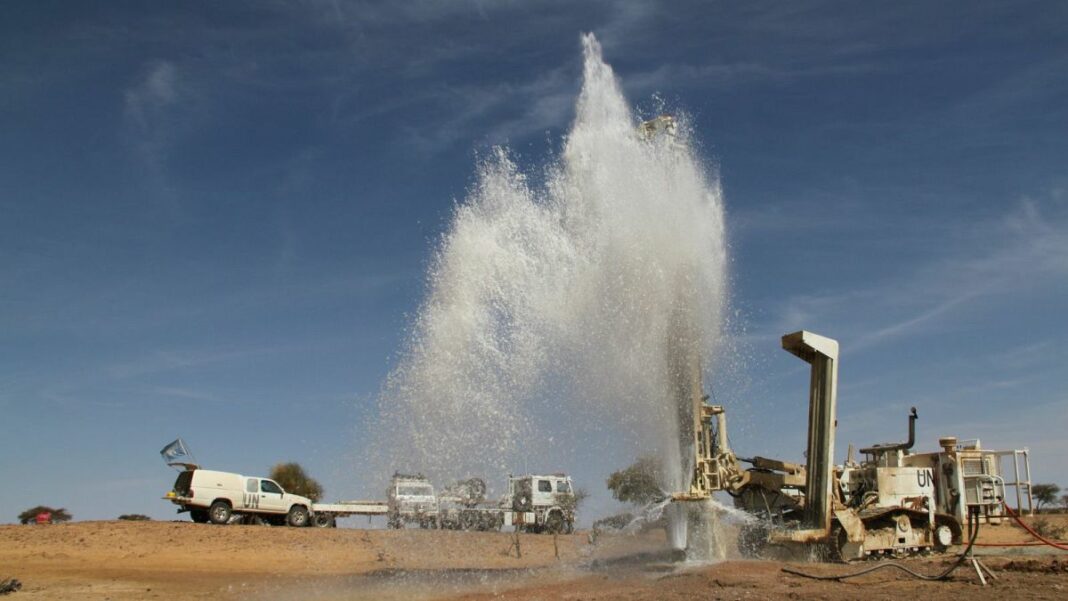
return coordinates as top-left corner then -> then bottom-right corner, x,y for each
370,33 -> 729,557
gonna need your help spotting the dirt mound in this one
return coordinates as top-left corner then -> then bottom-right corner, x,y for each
1000,558 -> 1068,573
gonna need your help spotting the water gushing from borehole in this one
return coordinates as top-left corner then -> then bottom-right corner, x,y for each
369,33 -> 728,556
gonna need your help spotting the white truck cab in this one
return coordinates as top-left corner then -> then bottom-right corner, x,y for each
505,473 -> 575,533
387,473 -> 439,528
165,468 -> 314,527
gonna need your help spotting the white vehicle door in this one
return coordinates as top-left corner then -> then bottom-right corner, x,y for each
242,478 -> 261,510
534,478 -> 555,507
259,479 -> 287,513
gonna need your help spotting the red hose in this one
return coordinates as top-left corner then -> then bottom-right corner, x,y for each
992,501 -> 1068,551
974,541 -> 1063,547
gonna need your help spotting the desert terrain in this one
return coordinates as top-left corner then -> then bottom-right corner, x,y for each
1,515 -> 1065,600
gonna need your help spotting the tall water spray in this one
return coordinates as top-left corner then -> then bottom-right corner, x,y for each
371,34 -> 728,553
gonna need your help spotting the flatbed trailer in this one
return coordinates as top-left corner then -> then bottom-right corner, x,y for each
310,500 -> 388,528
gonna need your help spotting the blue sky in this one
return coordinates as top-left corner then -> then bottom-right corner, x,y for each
2,1 -> 1066,523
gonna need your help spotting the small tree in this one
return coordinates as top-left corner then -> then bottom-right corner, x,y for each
118,514 -> 152,521
606,456 -> 664,506
556,488 -> 589,513
269,462 -> 323,502
1033,483 -> 1061,511
17,506 -> 72,524
1060,493 -> 1068,511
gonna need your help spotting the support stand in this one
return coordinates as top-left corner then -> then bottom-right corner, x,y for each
965,510 -> 997,586
966,552 -> 998,586
969,555 -> 991,589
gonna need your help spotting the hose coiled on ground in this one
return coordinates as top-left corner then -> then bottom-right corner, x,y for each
781,510 -> 980,582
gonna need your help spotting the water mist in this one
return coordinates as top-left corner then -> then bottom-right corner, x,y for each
370,33 -> 728,556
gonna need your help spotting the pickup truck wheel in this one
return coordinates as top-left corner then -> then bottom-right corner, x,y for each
190,510 -> 209,524
287,506 -> 310,527
313,513 -> 336,528
209,501 -> 232,525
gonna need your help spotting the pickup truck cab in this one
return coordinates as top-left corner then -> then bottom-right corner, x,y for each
165,468 -> 314,527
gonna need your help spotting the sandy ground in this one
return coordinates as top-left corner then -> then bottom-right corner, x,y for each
1,515 -> 1065,600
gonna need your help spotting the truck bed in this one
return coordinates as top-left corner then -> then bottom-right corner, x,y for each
313,501 -> 388,516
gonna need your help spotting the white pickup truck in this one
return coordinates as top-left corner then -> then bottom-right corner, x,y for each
164,468 -> 387,527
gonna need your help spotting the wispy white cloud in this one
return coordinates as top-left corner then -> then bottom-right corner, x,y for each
997,340 -> 1057,370
938,56 -> 1068,139
624,60 -> 883,97
768,194 -> 1068,351
147,386 -> 232,404
399,66 -> 576,154
122,60 -> 191,213
20,344 -> 312,410
103,346 -> 284,380
124,61 -> 179,130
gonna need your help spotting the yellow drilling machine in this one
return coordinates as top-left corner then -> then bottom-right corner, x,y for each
672,330 -> 1033,560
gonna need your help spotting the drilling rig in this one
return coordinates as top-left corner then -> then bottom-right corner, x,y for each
673,330 -> 1032,560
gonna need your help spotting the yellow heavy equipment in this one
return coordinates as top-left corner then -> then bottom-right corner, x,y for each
673,330 -> 1032,560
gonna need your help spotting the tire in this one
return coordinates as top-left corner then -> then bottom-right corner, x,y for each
933,516 -> 961,552
313,513 -> 336,528
190,510 -> 210,524
209,501 -> 232,525
545,511 -> 564,535
287,505 -> 310,528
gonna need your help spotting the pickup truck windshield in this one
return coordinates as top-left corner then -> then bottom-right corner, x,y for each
398,485 -> 433,496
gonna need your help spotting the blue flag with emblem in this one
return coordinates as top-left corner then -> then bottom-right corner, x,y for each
160,438 -> 193,466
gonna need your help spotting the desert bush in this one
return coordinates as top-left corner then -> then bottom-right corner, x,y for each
269,462 -> 323,502
118,514 -> 152,521
1032,518 -> 1067,540
17,506 -> 72,524
593,512 -> 635,531
606,456 -> 663,505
